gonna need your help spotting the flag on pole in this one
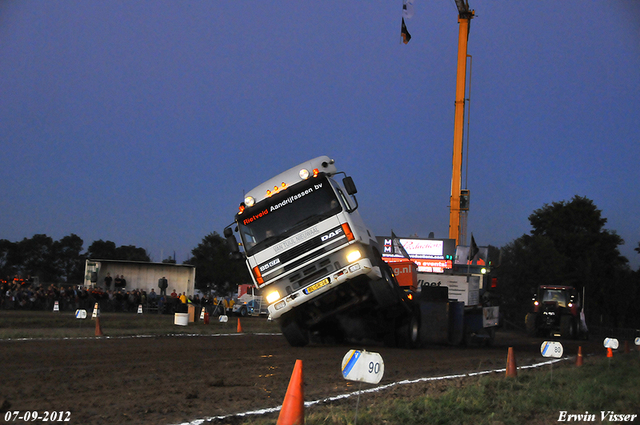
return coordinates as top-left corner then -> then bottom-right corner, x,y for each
401,17 -> 411,44
391,230 -> 411,259
468,233 -> 479,261
401,0 -> 414,44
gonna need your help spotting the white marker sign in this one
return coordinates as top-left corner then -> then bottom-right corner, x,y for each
635,337 -> 640,346
541,341 -> 563,358
342,350 -> 384,384
603,338 -> 619,349
75,309 -> 87,319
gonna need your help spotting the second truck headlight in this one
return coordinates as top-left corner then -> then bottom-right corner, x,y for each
266,290 -> 280,304
347,249 -> 361,263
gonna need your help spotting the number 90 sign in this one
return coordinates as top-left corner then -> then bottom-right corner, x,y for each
342,350 -> 385,384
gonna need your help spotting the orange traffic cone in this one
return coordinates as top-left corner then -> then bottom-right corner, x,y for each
576,346 -> 583,367
277,359 -> 304,425
607,347 -> 613,358
204,311 -> 210,325
506,347 -> 517,378
95,316 -> 104,337
237,318 -> 243,333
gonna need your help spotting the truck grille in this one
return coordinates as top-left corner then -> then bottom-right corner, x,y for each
286,258 -> 333,293
279,237 -> 322,264
260,224 -> 351,293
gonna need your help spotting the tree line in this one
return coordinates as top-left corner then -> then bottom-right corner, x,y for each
492,196 -> 640,329
2,195 -> 638,328
0,235 -> 152,284
0,233 -> 251,295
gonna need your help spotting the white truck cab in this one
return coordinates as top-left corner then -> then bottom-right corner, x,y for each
225,156 -> 404,346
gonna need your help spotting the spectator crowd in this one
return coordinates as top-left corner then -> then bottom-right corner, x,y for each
1,275 -> 235,315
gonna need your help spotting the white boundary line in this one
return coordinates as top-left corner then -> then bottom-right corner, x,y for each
173,356 -> 568,425
0,332 -> 281,342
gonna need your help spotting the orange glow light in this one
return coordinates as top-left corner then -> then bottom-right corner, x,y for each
341,223 -> 355,241
252,266 -> 264,284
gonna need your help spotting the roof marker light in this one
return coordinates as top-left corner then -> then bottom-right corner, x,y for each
244,196 -> 255,207
299,169 -> 310,180
313,168 -> 320,177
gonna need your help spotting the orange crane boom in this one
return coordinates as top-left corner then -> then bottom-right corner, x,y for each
448,1 -> 474,246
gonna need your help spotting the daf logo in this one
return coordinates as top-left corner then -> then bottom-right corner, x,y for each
321,228 -> 343,242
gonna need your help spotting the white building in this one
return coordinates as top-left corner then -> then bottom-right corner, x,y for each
84,259 -> 196,296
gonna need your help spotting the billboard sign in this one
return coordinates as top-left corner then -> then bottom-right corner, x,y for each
377,237 -> 456,273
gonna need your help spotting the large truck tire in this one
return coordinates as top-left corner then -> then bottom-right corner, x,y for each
396,305 -> 420,349
525,312 -> 537,337
369,263 -> 401,309
280,315 -> 310,347
560,315 -> 576,339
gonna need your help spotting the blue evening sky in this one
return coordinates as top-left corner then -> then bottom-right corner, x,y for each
1,1 -> 639,269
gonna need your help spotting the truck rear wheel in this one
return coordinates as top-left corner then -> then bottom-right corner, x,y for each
280,316 -> 310,347
396,305 -> 420,349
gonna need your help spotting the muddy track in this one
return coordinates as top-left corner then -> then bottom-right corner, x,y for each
0,325 -> 605,425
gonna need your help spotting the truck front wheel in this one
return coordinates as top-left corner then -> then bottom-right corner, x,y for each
280,316 -> 310,347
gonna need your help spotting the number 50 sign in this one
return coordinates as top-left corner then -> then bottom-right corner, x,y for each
342,349 -> 385,384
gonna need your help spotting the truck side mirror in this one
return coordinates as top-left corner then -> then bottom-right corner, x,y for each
343,176 -> 357,195
224,227 -> 244,260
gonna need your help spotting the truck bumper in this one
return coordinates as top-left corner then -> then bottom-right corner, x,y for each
267,257 -> 380,321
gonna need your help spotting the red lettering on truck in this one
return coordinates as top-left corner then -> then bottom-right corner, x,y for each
243,209 -> 269,225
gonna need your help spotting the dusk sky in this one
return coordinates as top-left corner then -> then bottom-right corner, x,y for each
2,1 -> 639,270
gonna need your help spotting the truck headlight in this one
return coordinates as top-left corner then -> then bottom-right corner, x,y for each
347,250 -> 361,263
266,290 -> 280,304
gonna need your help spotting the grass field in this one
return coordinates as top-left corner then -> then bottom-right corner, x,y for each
0,309 -> 279,339
251,355 -> 640,425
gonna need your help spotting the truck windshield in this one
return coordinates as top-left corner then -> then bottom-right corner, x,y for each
237,176 -> 342,255
542,289 -> 567,307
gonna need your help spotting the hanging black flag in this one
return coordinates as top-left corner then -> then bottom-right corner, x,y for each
468,234 -> 479,261
391,230 -> 411,259
401,17 -> 411,44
